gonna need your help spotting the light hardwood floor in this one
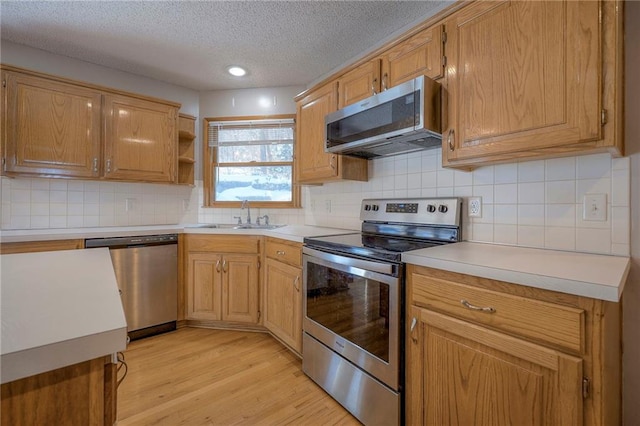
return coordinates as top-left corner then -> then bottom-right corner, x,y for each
117,327 -> 361,425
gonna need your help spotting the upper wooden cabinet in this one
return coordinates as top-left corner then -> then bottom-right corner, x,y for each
337,59 -> 381,109
295,81 -> 368,184
103,94 -> 176,183
442,0 -> 623,168
177,114 -> 196,185
2,70 -> 102,178
1,65 -> 181,183
380,24 -> 445,89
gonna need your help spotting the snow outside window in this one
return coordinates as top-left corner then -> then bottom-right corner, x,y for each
207,117 -> 296,205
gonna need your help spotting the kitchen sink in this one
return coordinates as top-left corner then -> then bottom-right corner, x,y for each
186,223 -> 284,230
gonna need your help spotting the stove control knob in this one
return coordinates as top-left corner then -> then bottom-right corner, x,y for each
364,204 -> 371,211
427,204 -> 436,213
372,205 -> 379,211
438,204 -> 448,213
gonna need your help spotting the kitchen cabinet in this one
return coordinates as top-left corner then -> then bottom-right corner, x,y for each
442,0 -> 624,168
185,235 -> 260,326
103,94 -> 177,183
406,264 -> 620,426
379,24 -> 445,89
263,237 -> 303,354
1,69 -> 102,178
1,65 -> 180,183
1,357 -> 116,426
295,81 -> 368,184
337,59 -> 381,108
0,238 -> 84,254
177,113 -> 196,185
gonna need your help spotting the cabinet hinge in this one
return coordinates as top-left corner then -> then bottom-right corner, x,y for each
582,377 -> 590,399
2,80 -> 6,88
442,55 -> 447,67
1,157 -> 5,172
442,31 -> 447,44
601,109 -> 608,126
258,259 -> 261,269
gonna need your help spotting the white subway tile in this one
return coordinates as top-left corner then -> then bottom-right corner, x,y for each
576,153 -> 612,180
407,156 -> 421,174
49,180 -> 67,191
545,157 -> 576,181
576,228 -> 611,254
67,181 -> 84,191
9,216 -> 30,229
545,204 -> 576,227
437,169 -> 454,187
472,204 -> 494,224
68,204 -> 83,215
611,244 -> 630,256
84,191 -> 100,204
518,160 -> 545,182
11,189 -> 31,204
518,182 -> 545,204
50,203 -> 67,216
99,215 -> 115,227
472,223 -> 494,243
436,187 -> 454,197
611,206 -> 630,245
493,224 -> 518,245
49,190 -> 67,204
494,163 -> 518,184
494,204 -> 518,225
546,181 -> 575,204
11,203 -> 30,216
421,171 -> 437,188
611,168 -> 630,207
518,204 -> 545,226
494,184 -> 518,204
454,170 -> 473,187
31,179 -> 50,190
454,186 -> 472,197
394,174 -> 408,190
84,204 -> 100,216
30,216 -> 50,229
49,216 -> 67,228
67,191 -> 84,204
407,173 -> 421,189
421,188 -> 437,197
84,181 -> 100,192
31,190 -> 50,203
473,185 -> 494,204
612,156 -> 630,171
31,203 -> 49,216
517,225 -> 545,248
544,227 -> 576,251
421,155 -> 438,172
576,178 -> 611,201
473,166 -> 494,185
11,179 -> 31,190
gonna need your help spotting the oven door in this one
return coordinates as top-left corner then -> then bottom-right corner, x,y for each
302,246 -> 401,390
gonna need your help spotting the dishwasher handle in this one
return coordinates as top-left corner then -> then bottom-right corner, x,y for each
85,234 -> 178,248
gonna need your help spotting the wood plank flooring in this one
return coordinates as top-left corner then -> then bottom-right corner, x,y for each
117,327 -> 361,425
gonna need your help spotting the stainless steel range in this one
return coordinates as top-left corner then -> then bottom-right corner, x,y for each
302,197 -> 462,426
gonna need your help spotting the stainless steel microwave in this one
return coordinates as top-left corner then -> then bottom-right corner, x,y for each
325,75 -> 441,159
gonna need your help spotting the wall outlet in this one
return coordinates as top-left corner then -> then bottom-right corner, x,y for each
468,197 -> 482,218
583,193 -> 607,221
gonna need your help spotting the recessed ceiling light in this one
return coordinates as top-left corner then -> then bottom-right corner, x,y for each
227,66 -> 247,77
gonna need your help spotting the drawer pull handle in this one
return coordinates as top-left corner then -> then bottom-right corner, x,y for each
294,276 -> 300,292
222,259 -> 227,273
461,299 -> 495,313
410,317 -> 418,343
276,250 -> 286,255
215,260 -> 221,273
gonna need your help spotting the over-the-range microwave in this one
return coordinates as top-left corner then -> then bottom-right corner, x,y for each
324,75 -> 442,159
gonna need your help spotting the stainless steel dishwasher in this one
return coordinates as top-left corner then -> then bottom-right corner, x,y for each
85,234 -> 178,340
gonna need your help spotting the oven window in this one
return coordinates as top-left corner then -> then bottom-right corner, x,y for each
306,261 -> 390,362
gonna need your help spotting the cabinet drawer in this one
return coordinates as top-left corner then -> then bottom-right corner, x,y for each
265,238 -> 302,267
186,235 -> 260,253
410,273 -> 585,353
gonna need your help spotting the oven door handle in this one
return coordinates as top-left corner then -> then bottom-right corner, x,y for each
302,246 -> 397,277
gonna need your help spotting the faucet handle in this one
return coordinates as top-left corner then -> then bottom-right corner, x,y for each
256,217 -> 262,225
233,216 -> 242,225
257,215 -> 269,225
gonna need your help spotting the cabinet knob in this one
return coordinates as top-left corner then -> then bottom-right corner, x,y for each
276,250 -> 286,256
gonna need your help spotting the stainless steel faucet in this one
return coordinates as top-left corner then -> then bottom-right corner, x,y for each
241,200 -> 251,224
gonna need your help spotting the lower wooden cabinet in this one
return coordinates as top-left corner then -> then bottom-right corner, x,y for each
0,238 -> 84,254
263,237 -> 303,354
406,264 -> 620,426
185,235 -> 260,326
264,258 -> 302,354
1,356 -> 116,426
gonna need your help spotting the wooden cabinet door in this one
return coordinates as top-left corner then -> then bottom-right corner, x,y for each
2,71 -> 101,178
443,0 -> 601,165
380,24 -> 444,89
186,253 -> 223,321
221,254 -> 259,324
406,306 -> 583,426
103,94 -> 177,183
264,258 -> 302,353
296,81 -> 339,183
337,59 -> 381,108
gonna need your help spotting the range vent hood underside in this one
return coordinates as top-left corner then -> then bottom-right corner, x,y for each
337,132 -> 442,159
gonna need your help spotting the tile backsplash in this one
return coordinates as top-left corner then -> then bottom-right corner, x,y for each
0,178 -> 199,229
304,151 -> 631,256
0,151 -> 630,257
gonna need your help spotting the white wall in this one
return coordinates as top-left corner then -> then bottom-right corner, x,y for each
623,2 -> 640,423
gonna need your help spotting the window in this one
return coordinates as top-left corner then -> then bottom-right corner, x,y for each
203,115 -> 299,208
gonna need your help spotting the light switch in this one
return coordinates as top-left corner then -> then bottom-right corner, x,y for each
583,194 -> 606,221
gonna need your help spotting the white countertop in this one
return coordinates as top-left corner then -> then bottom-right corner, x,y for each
402,242 -> 630,302
0,224 -> 353,244
1,247 -> 127,383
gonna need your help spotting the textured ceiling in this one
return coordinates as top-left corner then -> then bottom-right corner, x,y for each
0,1 -> 452,91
